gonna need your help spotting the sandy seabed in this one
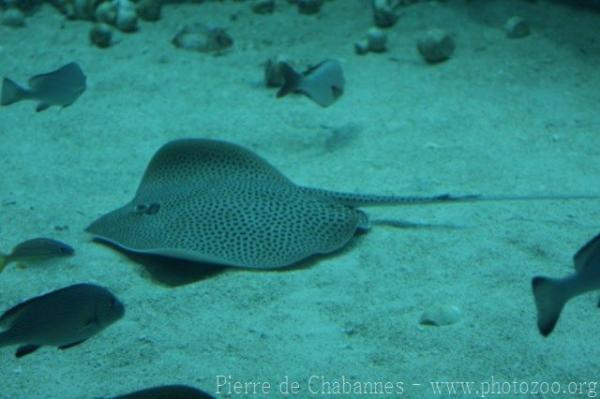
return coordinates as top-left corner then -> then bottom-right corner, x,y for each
0,0 -> 599,398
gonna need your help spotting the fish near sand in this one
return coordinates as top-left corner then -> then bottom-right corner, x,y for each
0,283 -> 124,358
110,385 -> 216,399
1,62 -> 86,112
0,237 -> 74,273
276,60 -> 344,107
532,233 -> 600,336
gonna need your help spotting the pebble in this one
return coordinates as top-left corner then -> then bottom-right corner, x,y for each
252,0 -> 275,14
95,1 -> 117,24
372,0 -> 397,28
354,38 -> 370,55
172,24 -> 234,53
505,16 -> 530,39
417,28 -> 455,64
89,23 -> 113,48
366,27 -> 387,53
419,304 -> 462,327
1,8 -> 25,27
115,3 -> 138,32
264,54 -> 290,87
297,0 -> 323,14
136,0 -> 162,21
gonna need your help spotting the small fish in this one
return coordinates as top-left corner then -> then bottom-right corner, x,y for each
276,60 -> 344,107
0,283 -> 124,358
109,385 -> 215,399
1,62 -> 86,112
0,237 -> 74,274
532,232 -> 600,336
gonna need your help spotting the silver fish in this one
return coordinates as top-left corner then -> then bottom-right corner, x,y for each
0,237 -> 74,273
1,62 -> 86,112
276,60 -> 344,107
0,283 -> 124,357
532,232 -> 600,336
110,385 -> 215,399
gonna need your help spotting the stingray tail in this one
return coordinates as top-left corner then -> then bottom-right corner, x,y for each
531,276 -> 570,337
298,187 -> 481,207
1,78 -> 30,106
276,62 -> 302,98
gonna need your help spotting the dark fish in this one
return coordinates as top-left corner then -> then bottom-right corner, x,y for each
110,385 -> 215,399
1,62 -> 86,112
0,237 -> 74,273
276,59 -> 344,107
532,232 -> 600,336
0,283 -> 124,358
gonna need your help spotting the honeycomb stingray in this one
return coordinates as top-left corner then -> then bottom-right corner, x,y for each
86,139 -> 472,269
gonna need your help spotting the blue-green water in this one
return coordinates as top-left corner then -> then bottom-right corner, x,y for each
0,0 -> 599,398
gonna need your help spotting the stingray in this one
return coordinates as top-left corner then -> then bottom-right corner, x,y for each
86,139 -> 598,269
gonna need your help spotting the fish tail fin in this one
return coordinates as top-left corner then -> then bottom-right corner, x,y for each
1,78 -> 29,106
276,62 -> 302,98
532,276 -> 570,336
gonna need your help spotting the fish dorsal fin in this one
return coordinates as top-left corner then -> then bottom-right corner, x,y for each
28,75 -> 45,90
574,233 -> 600,272
29,71 -> 53,89
135,139 -> 293,200
0,285 -> 76,327
0,296 -> 37,327
28,62 -> 81,90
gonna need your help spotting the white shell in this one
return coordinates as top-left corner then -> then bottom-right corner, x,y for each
419,304 -> 462,327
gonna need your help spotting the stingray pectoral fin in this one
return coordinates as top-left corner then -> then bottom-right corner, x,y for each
36,102 -> 51,112
356,210 -> 372,232
16,344 -> 41,358
136,248 -> 241,268
88,233 -> 241,268
372,219 -> 468,229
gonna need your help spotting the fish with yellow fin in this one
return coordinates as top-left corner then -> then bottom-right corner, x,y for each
0,283 -> 124,358
0,237 -> 74,274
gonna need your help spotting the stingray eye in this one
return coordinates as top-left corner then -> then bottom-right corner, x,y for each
134,204 -> 148,214
146,203 -> 161,215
